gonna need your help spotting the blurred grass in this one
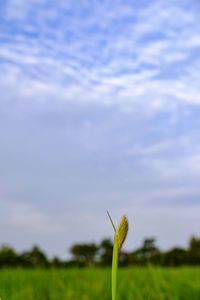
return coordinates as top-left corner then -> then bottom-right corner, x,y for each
0,267 -> 199,300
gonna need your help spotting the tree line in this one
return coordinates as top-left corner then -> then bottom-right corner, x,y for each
0,236 -> 199,268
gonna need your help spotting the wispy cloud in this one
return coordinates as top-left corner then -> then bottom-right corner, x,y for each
1,0 -> 200,110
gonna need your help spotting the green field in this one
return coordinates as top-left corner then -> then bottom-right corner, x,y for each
0,267 -> 199,300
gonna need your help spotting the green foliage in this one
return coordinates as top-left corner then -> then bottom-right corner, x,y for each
0,245 -> 48,268
99,239 -> 113,266
0,246 -> 18,267
133,238 -> 160,265
0,236 -> 200,268
19,246 -> 49,268
0,267 -> 199,300
162,248 -> 187,266
51,257 -> 63,268
188,236 -> 200,265
70,243 -> 98,267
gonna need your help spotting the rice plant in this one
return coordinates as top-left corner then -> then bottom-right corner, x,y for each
107,211 -> 128,300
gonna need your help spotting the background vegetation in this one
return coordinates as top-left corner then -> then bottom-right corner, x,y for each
0,236 -> 199,268
0,236 -> 199,299
0,267 -> 199,300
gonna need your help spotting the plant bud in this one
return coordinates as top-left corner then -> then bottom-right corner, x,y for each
115,215 -> 128,249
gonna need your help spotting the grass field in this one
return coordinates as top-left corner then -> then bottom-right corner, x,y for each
0,267 -> 199,300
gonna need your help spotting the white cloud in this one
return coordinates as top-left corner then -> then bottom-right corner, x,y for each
0,0 -> 200,112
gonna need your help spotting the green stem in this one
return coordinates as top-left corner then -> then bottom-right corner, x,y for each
112,238 -> 118,300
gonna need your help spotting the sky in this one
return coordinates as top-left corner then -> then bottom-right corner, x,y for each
0,0 -> 200,259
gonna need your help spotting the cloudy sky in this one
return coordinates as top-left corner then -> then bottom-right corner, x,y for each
0,0 -> 200,258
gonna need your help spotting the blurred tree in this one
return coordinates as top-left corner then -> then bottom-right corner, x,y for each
162,248 -> 187,266
119,251 -> 135,266
51,257 -> 63,268
99,239 -> 113,266
70,243 -> 98,266
0,245 -> 19,267
134,238 -> 160,264
20,245 -> 48,268
0,236 -> 200,268
188,236 -> 200,265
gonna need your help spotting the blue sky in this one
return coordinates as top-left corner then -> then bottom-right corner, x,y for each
0,0 -> 200,258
